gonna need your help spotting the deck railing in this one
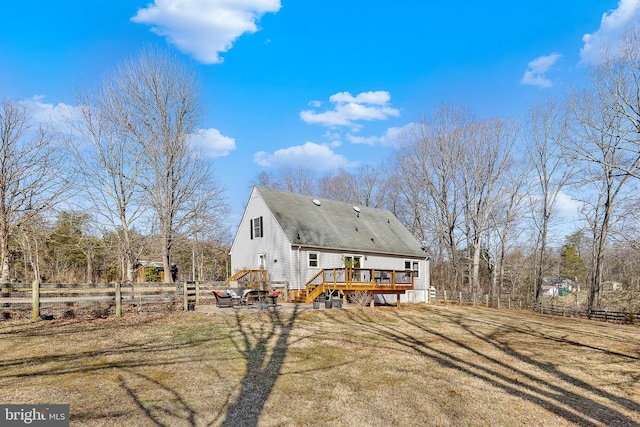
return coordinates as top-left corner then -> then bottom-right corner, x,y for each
226,269 -> 269,287
297,268 -> 414,303
319,268 -> 413,287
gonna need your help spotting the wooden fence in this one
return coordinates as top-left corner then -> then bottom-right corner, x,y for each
0,281 -> 226,319
431,290 -> 639,326
530,302 -> 638,325
432,290 -> 529,310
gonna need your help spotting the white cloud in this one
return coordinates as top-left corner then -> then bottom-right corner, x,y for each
346,134 -> 379,145
346,123 -> 413,147
19,96 -> 78,124
527,190 -> 583,226
555,191 -> 583,221
329,91 -> 391,105
131,0 -> 281,64
189,128 -> 236,158
580,0 -> 640,64
253,141 -> 356,170
520,53 -> 562,88
300,90 -> 400,129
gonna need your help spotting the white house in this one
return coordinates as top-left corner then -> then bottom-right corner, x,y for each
229,186 -> 430,304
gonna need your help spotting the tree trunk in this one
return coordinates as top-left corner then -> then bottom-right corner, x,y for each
1,227 -> 9,283
472,235 -> 481,297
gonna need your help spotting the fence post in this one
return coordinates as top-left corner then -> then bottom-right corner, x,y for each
508,297 -> 511,310
115,282 -> 122,317
196,281 -> 200,305
485,294 -> 489,307
459,291 -> 462,305
32,280 -> 40,319
183,282 -> 189,311
443,290 -> 447,305
497,295 -> 501,309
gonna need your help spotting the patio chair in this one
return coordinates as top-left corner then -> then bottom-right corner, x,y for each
213,290 -> 234,308
227,289 -> 242,306
267,290 -> 280,307
242,289 -> 269,306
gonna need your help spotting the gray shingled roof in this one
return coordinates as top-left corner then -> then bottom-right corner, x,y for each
256,186 -> 426,257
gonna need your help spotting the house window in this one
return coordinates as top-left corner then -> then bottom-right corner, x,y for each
250,216 -> 263,239
405,260 -> 419,278
308,253 -> 318,268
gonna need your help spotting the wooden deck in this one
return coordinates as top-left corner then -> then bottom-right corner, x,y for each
291,268 -> 414,304
226,268 -> 415,306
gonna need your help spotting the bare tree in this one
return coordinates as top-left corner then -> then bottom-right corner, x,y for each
488,157 -> 529,298
65,87 -> 147,282
393,103 -> 471,291
107,48 -> 210,283
182,178 -> 229,281
16,213 -> 49,282
318,169 -> 358,203
459,117 -> 516,295
524,97 -> 573,303
318,165 -> 388,207
588,26 -> 640,179
0,99 -> 67,283
254,167 -> 317,196
565,27 -> 640,311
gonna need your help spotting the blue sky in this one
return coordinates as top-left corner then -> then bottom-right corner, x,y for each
1,0 -> 639,225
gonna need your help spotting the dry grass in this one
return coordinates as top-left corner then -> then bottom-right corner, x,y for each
0,305 -> 639,426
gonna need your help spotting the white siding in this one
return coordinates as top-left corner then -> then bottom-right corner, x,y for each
230,188 -> 293,283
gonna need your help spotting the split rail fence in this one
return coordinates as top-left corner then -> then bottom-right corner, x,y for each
0,281 -> 225,319
431,289 -> 639,326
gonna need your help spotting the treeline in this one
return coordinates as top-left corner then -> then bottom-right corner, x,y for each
4,210 -> 229,284
255,28 -> 640,313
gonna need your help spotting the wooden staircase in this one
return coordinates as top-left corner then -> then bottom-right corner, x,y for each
290,270 -> 329,303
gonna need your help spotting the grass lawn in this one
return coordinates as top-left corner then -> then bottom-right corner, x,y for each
0,304 -> 639,426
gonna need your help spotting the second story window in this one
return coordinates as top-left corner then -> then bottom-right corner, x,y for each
250,216 -> 263,239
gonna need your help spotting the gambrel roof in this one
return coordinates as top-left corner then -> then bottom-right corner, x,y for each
256,186 -> 426,258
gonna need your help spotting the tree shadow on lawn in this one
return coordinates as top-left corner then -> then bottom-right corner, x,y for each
0,314 -> 165,338
214,307 -> 302,427
326,308 -> 640,427
118,368 -> 197,427
446,308 -> 640,360
0,315 -> 236,425
0,333 -> 220,379
433,309 -> 640,420
0,309 -> 306,427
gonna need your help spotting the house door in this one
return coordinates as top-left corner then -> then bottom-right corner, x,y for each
258,253 -> 266,269
343,255 -> 361,268
344,255 -> 362,282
